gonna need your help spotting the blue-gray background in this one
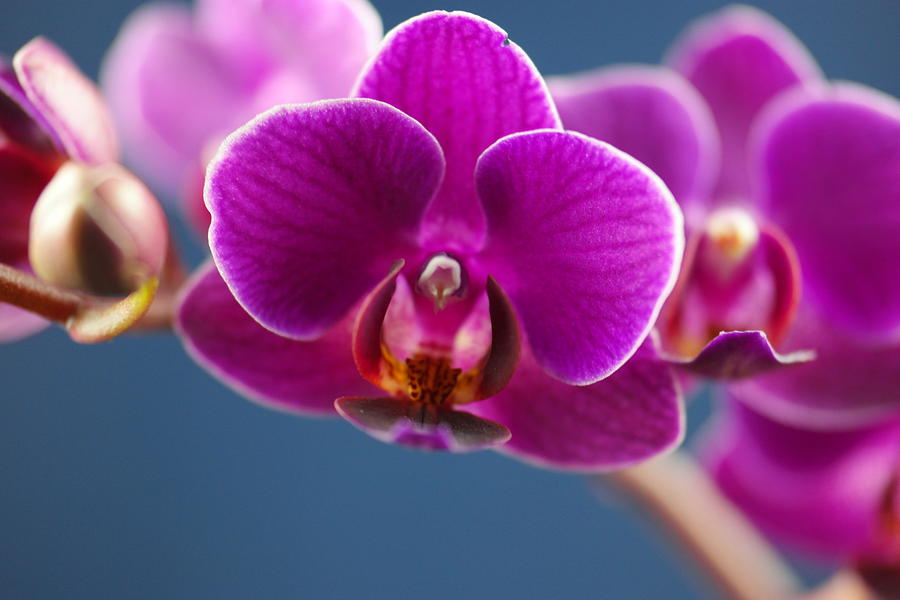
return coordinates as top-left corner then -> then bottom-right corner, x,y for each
2,2 -> 898,598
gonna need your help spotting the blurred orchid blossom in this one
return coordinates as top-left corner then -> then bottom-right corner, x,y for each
549,6 -> 900,427
0,38 -> 167,343
102,0 -> 382,235
177,12 -> 686,469
703,398 -> 900,590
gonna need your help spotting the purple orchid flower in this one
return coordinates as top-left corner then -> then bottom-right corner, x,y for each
177,12 -> 686,469
549,6 -> 900,426
702,398 -> 900,576
0,37 -> 166,343
549,7 -> 820,376
102,0 -> 382,235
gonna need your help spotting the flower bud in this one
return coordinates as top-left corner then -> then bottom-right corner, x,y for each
28,162 -> 167,296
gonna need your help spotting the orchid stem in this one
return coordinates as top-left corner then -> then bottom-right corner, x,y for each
797,571 -> 873,600
606,451 -> 801,600
0,263 -> 83,322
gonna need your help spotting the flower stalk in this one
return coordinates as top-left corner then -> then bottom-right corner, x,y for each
607,451 -> 800,600
0,262 -> 83,322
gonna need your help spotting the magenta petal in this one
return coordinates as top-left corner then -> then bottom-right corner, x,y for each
754,84 -> 900,339
477,130 -> 682,384
0,145 -> 53,265
197,0 -> 381,100
469,337 -> 682,471
207,99 -> 444,339
702,400 -> 900,561
176,262 -> 378,415
14,37 -> 118,165
0,299 -> 48,343
335,397 -> 511,452
666,6 -> 822,199
101,4 -> 243,192
671,330 -> 813,379
0,60 -> 60,155
355,11 -> 560,252
732,303 -> 900,429
550,65 -> 719,223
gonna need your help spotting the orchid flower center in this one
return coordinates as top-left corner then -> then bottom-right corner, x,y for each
417,253 -> 463,311
705,207 -> 759,263
405,353 -> 462,405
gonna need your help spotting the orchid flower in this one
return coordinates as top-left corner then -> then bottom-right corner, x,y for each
102,0 -> 382,235
549,6 -> 900,426
702,398 -> 900,591
549,6 -> 821,378
177,12 -> 685,469
0,38 -> 167,343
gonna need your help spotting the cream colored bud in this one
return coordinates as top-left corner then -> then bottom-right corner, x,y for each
29,162 -> 167,296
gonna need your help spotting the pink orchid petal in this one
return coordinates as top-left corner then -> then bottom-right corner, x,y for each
206,99 -> 444,340
702,399 -> 900,562
476,130 -> 683,384
469,337 -> 683,471
753,83 -> 900,340
197,0 -> 381,99
14,37 -> 118,165
176,262 -> 378,415
101,4 -> 244,193
354,11 -> 560,252
666,6 -> 822,200
732,302 -> 900,430
0,143 -> 54,265
0,59 -> 60,155
0,301 -> 48,343
550,65 -> 719,225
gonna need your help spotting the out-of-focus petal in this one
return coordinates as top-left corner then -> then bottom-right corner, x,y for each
671,330 -> 813,379
14,37 -> 118,164
0,143 -> 54,265
101,4 -> 244,191
702,399 -> 900,561
665,6 -> 822,199
753,83 -> 900,340
549,65 -> 719,224
206,99 -> 444,340
355,11 -> 560,252
732,303 -> 900,429
469,336 -> 683,471
0,302 -> 47,343
476,130 -> 682,384
177,262 -> 377,415
0,59 -> 59,155
198,0 -> 381,99
335,396 -> 510,452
